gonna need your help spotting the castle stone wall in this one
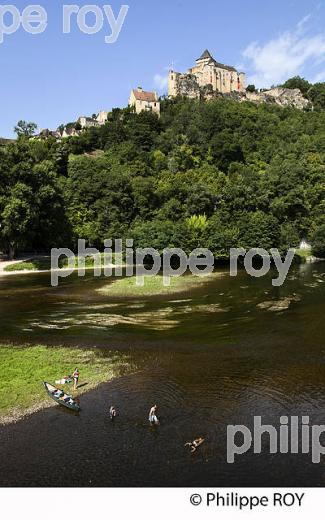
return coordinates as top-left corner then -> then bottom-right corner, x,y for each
168,50 -> 246,98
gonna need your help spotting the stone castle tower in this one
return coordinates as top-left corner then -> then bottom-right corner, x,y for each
168,49 -> 246,98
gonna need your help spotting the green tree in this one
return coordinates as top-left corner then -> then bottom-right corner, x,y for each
14,120 -> 37,138
312,224 -> 325,258
1,183 -> 35,258
308,83 -> 325,110
282,76 -> 311,97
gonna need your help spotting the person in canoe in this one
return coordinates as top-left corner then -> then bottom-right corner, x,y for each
109,406 -> 117,421
149,404 -> 159,426
184,438 -> 205,453
73,368 -> 79,390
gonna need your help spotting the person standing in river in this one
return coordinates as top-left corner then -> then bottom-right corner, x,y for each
149,404 -> 159,426
109,406 -> 117,421
73,368 -> 79,390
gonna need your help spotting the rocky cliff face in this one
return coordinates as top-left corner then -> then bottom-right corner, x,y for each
244,87 -> 310,110
174,79 -> 310,110
174,74 -> 201,99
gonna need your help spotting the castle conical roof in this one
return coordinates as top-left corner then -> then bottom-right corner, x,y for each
197,49 -> 213,61
196,49 -> 238,72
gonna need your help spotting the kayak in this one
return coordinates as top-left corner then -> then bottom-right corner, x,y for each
43,382 -> 80,412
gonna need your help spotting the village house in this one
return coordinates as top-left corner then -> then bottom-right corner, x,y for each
129,87 -> 160,116
78,111 -> 109,129
37,128 -> 62,140
36,110 -> 109,141
97,110 -> 109,124
168,49 -> 246,98
61,127 -> 80,138
77,116 -> 99,129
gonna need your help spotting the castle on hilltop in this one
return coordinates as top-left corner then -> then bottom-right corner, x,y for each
168,49 -> 246,98
35,50 -> 311,141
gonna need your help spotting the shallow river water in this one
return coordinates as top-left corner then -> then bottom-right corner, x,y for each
0,263 -> 325,486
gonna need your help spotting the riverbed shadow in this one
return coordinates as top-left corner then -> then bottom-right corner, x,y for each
77,383 -> 88,389
55,405 -> 81,418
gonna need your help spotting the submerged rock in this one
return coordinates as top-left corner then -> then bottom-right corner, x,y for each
257,294 -> 301,312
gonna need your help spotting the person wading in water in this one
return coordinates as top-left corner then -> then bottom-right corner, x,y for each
109,406 -> 117,421
148,404 -> 159,426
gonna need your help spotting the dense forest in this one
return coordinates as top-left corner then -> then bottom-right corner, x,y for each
0,79 -> 325,259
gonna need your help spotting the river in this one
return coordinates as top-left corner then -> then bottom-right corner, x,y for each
0,263 -> 325,486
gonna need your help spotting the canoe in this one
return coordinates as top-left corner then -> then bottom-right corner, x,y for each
44,381 -> 80,412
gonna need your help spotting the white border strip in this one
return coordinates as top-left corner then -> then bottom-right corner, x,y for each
0,488 -> 322,519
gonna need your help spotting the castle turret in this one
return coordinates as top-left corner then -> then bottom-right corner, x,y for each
168,70 -> 179,98
239,72 -> 246,92
196,49 -> 214,66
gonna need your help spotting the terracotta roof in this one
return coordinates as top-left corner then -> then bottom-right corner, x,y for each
132,89 -> 157,102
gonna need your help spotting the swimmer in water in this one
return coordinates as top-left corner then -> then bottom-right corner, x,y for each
184,438 -> 205,453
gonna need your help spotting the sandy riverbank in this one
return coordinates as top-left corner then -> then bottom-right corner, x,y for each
0,258 -> 33,275
0,259 -> 123,277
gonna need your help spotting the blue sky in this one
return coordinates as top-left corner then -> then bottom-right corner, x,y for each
0,0 -> 324,137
